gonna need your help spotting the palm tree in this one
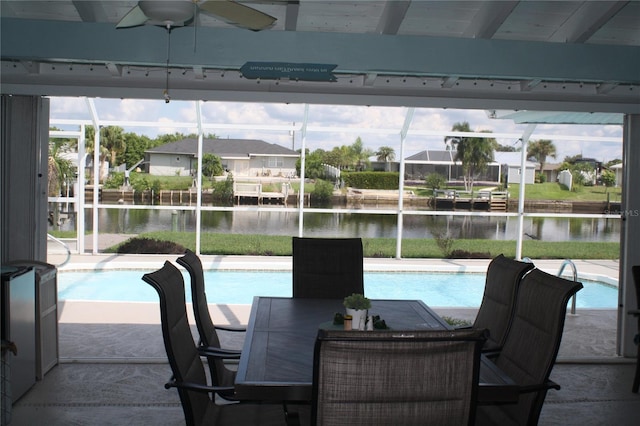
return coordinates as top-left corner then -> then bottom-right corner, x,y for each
83,126 -> 110,182
48,141 -> 74,197
450,122 -> 495,191
101,126 -> 126,168
350,137 -> 374,171
527,139 -> 557,174
375,146 -> 395,171
48,141 -> 75,229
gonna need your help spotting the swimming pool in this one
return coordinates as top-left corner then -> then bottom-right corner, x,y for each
57,270 -> 618,308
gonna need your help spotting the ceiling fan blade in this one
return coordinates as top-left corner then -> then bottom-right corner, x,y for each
200,0 -> 276,31
116,4 -> 149,28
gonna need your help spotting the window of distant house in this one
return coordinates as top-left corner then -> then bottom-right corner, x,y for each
268,157 -> 284,167
176,156 -> 180,162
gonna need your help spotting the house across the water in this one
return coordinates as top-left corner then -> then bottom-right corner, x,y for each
403,150 -> 537,185
144,138 -> 299,178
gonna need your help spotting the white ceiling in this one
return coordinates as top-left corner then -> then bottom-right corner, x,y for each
1,1 -> 639,113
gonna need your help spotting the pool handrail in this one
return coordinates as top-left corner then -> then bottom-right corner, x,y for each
522,257 -> 578,314
557,259 -> 578,315
47,233 -> 71,268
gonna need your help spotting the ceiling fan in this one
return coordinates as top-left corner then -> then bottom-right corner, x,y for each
116,1 -> 277,103
116,0 -> 277,32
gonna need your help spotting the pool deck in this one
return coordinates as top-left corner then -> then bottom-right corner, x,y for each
10,253 -> 638,425
53,252 -> 620,279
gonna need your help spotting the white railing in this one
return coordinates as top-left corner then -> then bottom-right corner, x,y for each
558,259 -> 579,315
47,234 -> 71,267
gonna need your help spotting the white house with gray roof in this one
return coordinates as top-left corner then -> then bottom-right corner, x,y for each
404,150 -> 536,184
145,138 -> 299,178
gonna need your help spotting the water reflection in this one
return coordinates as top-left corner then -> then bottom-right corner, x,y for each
55,208 -> 621,242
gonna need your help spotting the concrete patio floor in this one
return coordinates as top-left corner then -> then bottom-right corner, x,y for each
8,254 -> 640,425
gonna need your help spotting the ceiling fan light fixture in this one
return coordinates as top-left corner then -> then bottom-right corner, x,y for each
116,0 -> 276,31
139,0 -> 195,27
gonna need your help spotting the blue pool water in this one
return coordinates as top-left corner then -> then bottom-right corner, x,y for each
58,270 -> 618,308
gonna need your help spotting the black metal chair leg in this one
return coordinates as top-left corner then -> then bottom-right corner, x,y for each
633,329 -> 640,393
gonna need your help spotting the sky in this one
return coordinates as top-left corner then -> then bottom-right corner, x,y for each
49,97 -> 624,164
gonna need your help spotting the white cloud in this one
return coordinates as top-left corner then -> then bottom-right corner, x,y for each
48,97 -> 623,162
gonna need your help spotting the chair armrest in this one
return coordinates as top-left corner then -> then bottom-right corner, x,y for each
455,325 -> 472,330
164,378 -> 235,397
483,350 -> 500,360
518,379 -> 561,394
198,346 -> 242,359
215,325 -> 247,332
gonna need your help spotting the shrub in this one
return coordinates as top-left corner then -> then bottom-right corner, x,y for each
211,174 -> 234,205
150,179 -> 162,193
601,170 -> 616,191
433,230 -> 455,258
342,171 -> 399,189
104,172 -> 124,189
202,153 -> 224,178
311,179 -> 334,205
116,237 -> 185,254
132,176 -> 150,192
425,173 -> 447,191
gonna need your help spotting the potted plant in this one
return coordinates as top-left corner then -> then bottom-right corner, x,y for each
343,293 -> 371,330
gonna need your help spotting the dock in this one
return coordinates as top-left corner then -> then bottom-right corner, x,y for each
233,182 -> 288,205
433,190 -> 508,212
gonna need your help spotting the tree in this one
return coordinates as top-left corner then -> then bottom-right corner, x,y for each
495,143 -> 517,152
605,159 -> 622,168
84,126 -> 110,182
101,126 -> 126,168
375,146 -> 395,171
563,154 -> 583,163
155,132 -> 187,145
122,133 -> 152,170
425,173 -> 446,192
296,149 -> 326,179
527,139 -> 557,174
350,137 -> 374,171
601,169 -> 616,192
324,145 -> 352,170
48,140 -> 74,196
450,122 -> 495,191
202,153 -> 224,179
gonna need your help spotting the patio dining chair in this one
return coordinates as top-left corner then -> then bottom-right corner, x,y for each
177,249 -> 245,390
465,254 -> 534,352
476,268 -> 583,426
629,265 -> 640,393
292,237 -> 364,299
312,328 -> 488,426
142,261 -> 299,426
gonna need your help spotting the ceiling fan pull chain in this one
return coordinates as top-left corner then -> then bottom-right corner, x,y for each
193,1 -> 198,53
164,24 -> 172,103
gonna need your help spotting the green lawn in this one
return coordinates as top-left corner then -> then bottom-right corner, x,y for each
104,232 -> 620,260
507,182 -> 621,202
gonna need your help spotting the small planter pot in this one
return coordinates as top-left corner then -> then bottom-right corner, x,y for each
345,308 -> 367,330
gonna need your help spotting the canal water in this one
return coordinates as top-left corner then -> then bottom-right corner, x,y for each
54,208 -> 620,242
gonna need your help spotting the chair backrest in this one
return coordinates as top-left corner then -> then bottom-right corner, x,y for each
292,237 -> 364,298
488,268 -> 583,426
176,249 -> 222,348
474,254 -> 535,351
142,261 -> 214,426
312,329 -> 487,426
176,249 -> 232,388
